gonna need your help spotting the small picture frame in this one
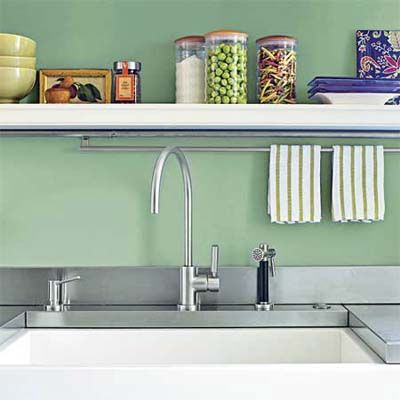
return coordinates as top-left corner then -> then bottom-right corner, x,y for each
39,69 -> 112,104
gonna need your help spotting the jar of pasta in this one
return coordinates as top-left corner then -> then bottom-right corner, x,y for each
256,36 -> 297,104
205,30 -> 248,104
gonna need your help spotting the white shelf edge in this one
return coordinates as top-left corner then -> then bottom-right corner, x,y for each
0,104 -> 399,135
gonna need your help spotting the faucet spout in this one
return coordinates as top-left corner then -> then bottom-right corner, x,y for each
150,146 -> 220,311
150,146 -> 193,267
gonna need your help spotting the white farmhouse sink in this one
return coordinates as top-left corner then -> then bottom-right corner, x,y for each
0,328 -> 381,365
0,328 -> 398,400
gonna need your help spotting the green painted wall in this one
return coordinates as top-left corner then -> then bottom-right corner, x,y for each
0,0 -> 3,32
0,0 -> 399,267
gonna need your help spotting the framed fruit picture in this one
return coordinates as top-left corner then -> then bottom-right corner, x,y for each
39,69 -> 112,103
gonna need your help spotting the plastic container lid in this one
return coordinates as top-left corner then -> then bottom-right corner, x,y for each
204,30 -> 248,40
175,35 -> 205,45
256,35 -> 297,46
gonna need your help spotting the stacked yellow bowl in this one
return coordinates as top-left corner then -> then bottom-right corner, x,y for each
0,33 -> 37,103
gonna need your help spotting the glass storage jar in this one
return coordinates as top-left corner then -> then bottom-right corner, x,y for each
175,35 -> 205,103
256,36 -> 297,104
113,60 -> 141,103
205,30 -> 248,104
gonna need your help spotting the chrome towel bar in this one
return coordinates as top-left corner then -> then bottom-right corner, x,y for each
80,137 -> 400,153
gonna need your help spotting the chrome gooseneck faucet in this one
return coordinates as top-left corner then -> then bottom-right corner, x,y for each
150,146 -> 220,311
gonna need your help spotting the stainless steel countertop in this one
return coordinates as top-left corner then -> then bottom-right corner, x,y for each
347,305 -> 400,363
347,305 -> 400,342
1,305 -> 400,363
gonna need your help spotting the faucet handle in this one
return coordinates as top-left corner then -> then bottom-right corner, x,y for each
210,245 -> 219,278
206,245 -> 220,292
267,248 -> 277,277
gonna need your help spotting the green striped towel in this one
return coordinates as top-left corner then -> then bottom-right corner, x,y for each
268,145 -> 321,224
332,145 -> 385,222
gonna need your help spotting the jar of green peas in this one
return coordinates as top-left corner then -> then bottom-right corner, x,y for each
204,30 -> 248,104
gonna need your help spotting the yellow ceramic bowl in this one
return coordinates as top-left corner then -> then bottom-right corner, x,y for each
0,33 -> 36,57
0,67 -> 36,103
0,56 -> 36,69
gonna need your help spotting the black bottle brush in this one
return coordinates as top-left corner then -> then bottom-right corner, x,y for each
251,243 -> 276,311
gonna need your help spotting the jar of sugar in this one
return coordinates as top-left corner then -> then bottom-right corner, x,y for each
175,35 -> 205,103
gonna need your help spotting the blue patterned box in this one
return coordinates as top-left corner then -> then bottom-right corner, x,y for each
356,30 -> 400,104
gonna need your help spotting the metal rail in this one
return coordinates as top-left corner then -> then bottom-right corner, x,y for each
1,129 -> 400,138
80,138 -> 400,153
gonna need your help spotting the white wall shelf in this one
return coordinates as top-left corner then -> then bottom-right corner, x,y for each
0,104 -> 399,138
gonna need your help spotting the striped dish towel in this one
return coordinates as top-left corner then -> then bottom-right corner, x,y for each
332,145 -> 385,222
268,145 -> 321,223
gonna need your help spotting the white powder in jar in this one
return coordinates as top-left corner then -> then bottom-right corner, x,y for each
176,55 -> 205,103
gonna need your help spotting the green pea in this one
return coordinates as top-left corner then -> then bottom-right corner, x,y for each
211,91 -> 218,98
219,87 -> 227,95
223,45 -> 231,54
227,89 -> 234,97
222,72 -> 230,79
208,98 -> 214,103
215,47 -> 221,54
215,68 -> 223,76
214,76 -> 221,83
228,77 -> 235,85
222,96 -> 230,104
221,79 -> 228,86
214,84 -> 221,91
231,96 -> 238,104
219,62 -> 228,70
226,56 -> 233,64
215,96 -> 222,104
217,52 -> 226,61
211,55 -> 217,63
